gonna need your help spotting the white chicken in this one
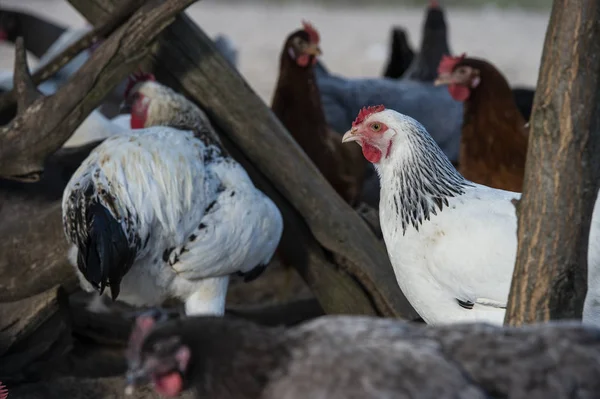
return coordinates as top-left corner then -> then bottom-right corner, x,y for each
62,74 -> 283,315
341,106 -> 600,326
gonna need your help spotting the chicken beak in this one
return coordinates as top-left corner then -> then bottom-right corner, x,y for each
305,43 -> 322,57
342,128 -> 361,144
433,73 -> 453,86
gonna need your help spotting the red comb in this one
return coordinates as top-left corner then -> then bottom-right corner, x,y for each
0,30 -> 7,41
302,20 -> 320,44
0,381 -> 7,399
124,70 -> 156,99
429,0 -> 440,8
352,105 -> 386,128
437,53 -> 466,75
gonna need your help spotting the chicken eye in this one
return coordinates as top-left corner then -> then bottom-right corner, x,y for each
370,123 -> 382,132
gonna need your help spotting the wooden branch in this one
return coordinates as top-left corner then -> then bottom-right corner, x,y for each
0,0 -> 146,114
0,286 -> 67,357
0,0 -> 198,181
505,0 -> 600,326
69,1 -> 418,319
0,202 -> 76,302
0,140 -> 103,302
12,38 -> 42,113
0,307 -> 72,384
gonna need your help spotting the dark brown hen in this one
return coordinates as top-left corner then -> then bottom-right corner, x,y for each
435,53 -> 528,192
271,22 -> 366,206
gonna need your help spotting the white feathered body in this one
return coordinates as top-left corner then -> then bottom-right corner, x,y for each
62,127 -> 283,315
362,109 -> 600,326
380,178 -> 600,325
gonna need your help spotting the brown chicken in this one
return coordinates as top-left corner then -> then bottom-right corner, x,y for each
272,22 -> 366,205
434,53 -> 528,192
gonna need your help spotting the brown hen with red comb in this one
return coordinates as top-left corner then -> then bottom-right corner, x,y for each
434,54 -> 528,192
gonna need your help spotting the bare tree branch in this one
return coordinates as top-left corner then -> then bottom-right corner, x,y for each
0,0 -> 147,113
12,37 -> 42,113
505,0 -> 600,326
0,0 -> 198,182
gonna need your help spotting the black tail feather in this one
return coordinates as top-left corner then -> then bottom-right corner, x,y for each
77,201 -> 137,301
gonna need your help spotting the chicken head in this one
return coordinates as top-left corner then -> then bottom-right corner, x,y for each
434,53 -> 481,101
342,105 -> 396,164
283,21 -> 322,67
120,71 -> 157,129
125,311 -> 191,398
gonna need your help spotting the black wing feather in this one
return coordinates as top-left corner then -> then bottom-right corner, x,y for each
72,186 -> 137,300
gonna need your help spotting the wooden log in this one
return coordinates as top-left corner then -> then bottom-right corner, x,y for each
0,285 -> 66,355
0,202 -> 76,302
0,309 -> 72,384
0,141 -> 104,302
0,0 -> 198,181
0,285 -> 71,384
69,0 -> 418,319
0,0 -> 146,113
505,0 -> 600,325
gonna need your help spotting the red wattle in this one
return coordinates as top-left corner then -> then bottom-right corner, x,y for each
448,84 -> 470,102
362,142 -> 382,164
130,94 -> 149,129
297,54 -> 310,67
130,113 -> 145,129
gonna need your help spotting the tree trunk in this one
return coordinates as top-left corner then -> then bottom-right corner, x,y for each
505,0 -> 600,326
68,0 -> 418,319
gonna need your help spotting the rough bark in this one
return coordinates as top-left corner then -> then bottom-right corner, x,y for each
0,202 -> 76,302
505,0 -> 600,326
0,0 -> 146,114
0,286 -> 71,384
0,140 -> 103,302
0,0 -> 198,181
70,0 -> 417,319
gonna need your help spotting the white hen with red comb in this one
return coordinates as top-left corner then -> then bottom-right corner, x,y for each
62,76 -> 283,316
342,107 -> 600,326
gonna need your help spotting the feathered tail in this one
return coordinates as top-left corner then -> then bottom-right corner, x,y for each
68,185 -> 137,300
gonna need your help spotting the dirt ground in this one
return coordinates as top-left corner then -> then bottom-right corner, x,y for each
0,0 -> 550,103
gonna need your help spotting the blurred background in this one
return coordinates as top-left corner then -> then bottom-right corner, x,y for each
0,0 -> 552,103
